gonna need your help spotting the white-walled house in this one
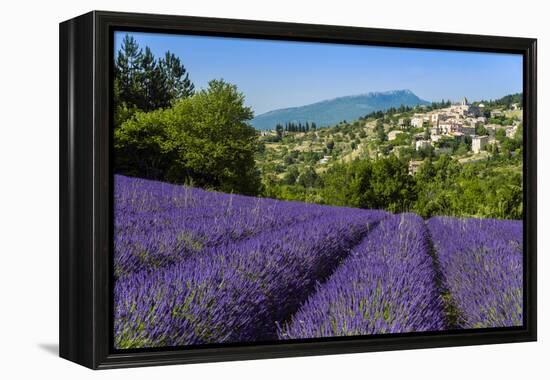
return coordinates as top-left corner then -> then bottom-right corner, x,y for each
472,135 -> 489,153
411,117 -> 424,128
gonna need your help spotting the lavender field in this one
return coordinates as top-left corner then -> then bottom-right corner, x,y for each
113,175 -> 523,349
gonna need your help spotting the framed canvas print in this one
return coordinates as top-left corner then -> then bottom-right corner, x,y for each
59,11 -> 537,369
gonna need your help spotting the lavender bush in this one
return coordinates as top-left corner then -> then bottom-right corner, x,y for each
427,216 -> 523,328
279,214 -> 447,339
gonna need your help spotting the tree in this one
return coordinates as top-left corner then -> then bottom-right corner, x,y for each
297,167 -> 320,188
495,128 -> 507,142
275,124 -> 284,139
138,47 -> 165,111
283,166 -> 300,185
114,79 -> 261,195
353,156 -> 416,212
115,35 -> 143,112
320,157 -> 416,212
475,123 -> 488,136
375,119 -> 386,141
114,35 -> 195,122
416,157 -> 436,183
158,51 -> 195,101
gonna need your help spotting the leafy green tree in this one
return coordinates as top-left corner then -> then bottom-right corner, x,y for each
319,156 -> 415,212
354,156 -> 416,212
455,142 -> 469,156
115,80 -> 261,195
283,166 -> 300,185
297,167 -> 321,188
413,154 -> 522,219
475,123 -> 488,136
495,128 -> 507,142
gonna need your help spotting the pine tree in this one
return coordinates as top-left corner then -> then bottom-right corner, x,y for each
275,124 -> 284,139
115,35 -> 143,109
158,51 -> 195,102
114,35 -> 195,116
139,47 -> 161,111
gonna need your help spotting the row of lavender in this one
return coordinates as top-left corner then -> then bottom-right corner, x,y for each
114,175 -> 523,348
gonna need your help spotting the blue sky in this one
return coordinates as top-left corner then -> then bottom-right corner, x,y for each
115,31 -> 523,115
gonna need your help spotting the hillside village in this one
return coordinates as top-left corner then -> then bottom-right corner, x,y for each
257,95 -> 523,180
403,97 -> 521,174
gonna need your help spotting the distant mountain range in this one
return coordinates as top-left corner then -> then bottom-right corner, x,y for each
250,89 -> 430,130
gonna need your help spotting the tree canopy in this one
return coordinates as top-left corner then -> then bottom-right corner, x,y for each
114,34 -> 195,119
114,80 -> 261,195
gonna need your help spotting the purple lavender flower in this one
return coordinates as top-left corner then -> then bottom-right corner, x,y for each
113,175 -> 523,348
279,214 -> 446,339
114,175 -> 368,277
114,176 -> 387,348
427,216 -> 523,328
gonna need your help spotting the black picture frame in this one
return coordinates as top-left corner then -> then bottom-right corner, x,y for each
59,10 -> 537,369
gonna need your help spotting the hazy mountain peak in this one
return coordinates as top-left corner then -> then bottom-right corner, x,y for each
251,89 -> 428,130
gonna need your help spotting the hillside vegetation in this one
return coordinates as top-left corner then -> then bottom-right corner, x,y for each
258,96 -> 523,219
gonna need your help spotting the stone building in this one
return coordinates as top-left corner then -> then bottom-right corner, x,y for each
472,135 -> 489,153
